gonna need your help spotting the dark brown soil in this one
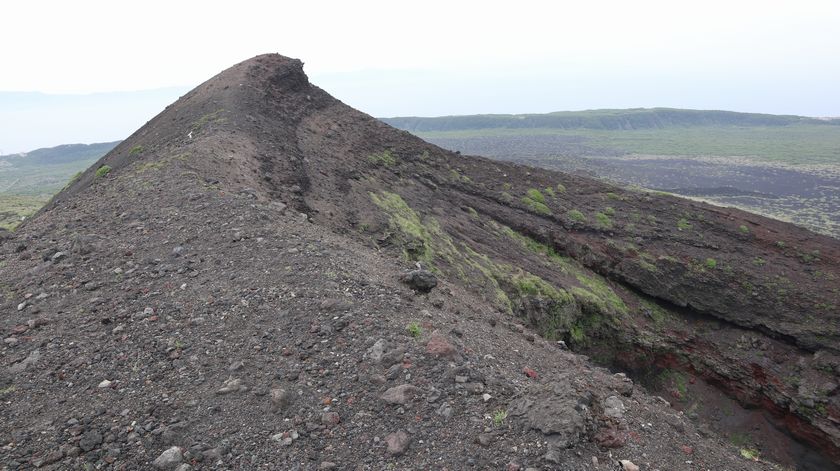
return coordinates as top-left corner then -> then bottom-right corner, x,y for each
3,54 -> 839,470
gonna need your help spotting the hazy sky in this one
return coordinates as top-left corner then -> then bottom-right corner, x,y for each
2,0 -> 839,153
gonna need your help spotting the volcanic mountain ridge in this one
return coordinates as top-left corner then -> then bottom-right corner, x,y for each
1,54 -> 839,470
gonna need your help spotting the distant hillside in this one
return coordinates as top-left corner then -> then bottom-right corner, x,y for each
0,141 -> 120,195
0,141 -> 119,229
0,87 -> 187,153
383,108 -> 840,133
1,141 -> 120,167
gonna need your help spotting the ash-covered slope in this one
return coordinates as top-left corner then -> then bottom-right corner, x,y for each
1,54 -> 837,470
51,55 -> 840,354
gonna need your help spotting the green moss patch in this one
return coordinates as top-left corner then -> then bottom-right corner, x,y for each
521,195 -> 551,215
568,209 -> 586,222
371,193 -> 629,345
95,165 -> 112,178
368,150 -> 397,167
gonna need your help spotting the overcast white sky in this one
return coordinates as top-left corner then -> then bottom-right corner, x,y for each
2,0 -> 839,152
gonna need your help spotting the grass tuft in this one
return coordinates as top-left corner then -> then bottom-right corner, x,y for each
406,322 -> 422,338
492,409 -> 507,426
595,212 -> 613,229
521,189 -> 551,215
95,165 -> 112,178
568,209 -> 586,223
526,188 -> 546,203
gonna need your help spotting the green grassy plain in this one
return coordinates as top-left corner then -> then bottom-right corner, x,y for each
0,141 -> 117,230
414,124 -> 840,165
0,194 -> 49,230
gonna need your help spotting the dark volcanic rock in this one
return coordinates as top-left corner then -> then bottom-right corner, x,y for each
509,379 -> 594,449
400,269 -> 438,293
79,430 -> 103,452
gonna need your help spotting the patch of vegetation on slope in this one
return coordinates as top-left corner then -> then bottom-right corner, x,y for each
406,125 -> 840,165
370,190 -> 628,345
